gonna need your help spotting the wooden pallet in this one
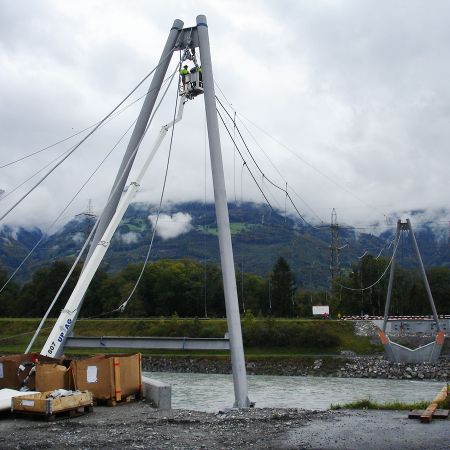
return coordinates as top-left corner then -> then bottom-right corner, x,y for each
94,393 -> 137,407
13,404 -> 93,422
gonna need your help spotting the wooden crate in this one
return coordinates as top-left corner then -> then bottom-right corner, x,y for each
71,353 -> 142,404
12,391 -> 93,420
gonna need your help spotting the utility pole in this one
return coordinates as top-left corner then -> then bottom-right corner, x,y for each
330,208 -> 340,283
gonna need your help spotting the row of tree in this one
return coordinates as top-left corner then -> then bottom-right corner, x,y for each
0,254 -> 449,318
330,254 -> 450,316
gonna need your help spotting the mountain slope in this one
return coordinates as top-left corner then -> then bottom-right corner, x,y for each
1,202 -> 449,288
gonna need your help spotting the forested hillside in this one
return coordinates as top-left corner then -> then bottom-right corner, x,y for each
1,202 -> 449,291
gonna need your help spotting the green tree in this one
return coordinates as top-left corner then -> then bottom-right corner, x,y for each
427,267 -> 450,312
18,260 -> 109,318
270,257 -> 296,317
0,265 -> 20,316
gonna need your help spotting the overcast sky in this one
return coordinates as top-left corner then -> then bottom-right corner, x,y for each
1,0 -> 449,233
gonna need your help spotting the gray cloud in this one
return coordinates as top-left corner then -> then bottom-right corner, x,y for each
1,0 -> 449,232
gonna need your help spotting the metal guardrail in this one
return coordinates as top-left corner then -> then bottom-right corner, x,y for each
65,336 -> 230,351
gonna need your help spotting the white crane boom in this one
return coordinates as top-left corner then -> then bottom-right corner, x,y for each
40,99 -> 186,358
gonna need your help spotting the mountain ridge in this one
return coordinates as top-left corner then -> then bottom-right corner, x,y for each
1,202 -> 449,288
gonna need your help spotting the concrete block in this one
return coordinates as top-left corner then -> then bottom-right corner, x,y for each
141,376 -> 171,410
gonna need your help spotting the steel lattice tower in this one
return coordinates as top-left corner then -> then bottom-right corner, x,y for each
330,208 -> 340,281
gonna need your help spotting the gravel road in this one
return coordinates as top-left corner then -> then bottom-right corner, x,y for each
0,402 -> 448,449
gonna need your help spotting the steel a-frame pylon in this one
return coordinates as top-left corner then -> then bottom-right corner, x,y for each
378,219 -> 445,363
41,15 -> 251,408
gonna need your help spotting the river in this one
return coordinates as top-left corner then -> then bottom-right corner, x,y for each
144,372 -> 441,412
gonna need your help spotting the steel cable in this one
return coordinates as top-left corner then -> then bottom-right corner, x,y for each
0,47 -> 177,222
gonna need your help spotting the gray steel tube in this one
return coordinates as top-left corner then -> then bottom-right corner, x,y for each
407,219 -> 441,331
196,14 -> 250,408
382,221 -> 400,332
85,19 -> 184,264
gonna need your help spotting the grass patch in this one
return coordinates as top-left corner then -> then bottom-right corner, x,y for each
330,398 -> 431,411
0,318 -> 382,356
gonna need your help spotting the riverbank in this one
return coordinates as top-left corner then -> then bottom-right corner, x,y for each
143,355 -> 450,381
0,403 -> 448,449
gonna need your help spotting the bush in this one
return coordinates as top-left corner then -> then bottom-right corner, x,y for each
242,320 -> 340,349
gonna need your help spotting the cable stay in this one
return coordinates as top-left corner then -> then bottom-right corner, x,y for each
22,65 -> 181,350
118,78 -> 183,313
358,250 -> 368,259
216,109 -> 274,210
216,96 -> 318,229
24,216 -> 100,353
0,48 -> 179,223
0,112 -> 139,296
3,65 -> 179,297
214,81 -> 388,221
228,105 -> 324,224
0,60 -> 180,171
1,69 -> 178,205
40,74 -> 191,358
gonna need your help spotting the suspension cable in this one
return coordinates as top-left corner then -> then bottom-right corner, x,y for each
1,73 -> 176,203
0,60 -> 179,171
216,96 -> 318,228
22,64 -> 181,348
214,80 -> 387,219
117,74 -> 181,312
0,115 -> 138,296
216,108 -> 274,210
234,111 -> 324,224
335,232 -> 401,292
24,217 -> 100,353
0,47 -> 176,223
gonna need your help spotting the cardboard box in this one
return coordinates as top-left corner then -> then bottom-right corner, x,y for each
0,354 -> 58,390
12,390 -> 93,416
71,353 -> 142,402
35,363 -> 74,392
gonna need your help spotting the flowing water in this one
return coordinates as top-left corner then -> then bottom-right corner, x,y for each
144,372 -> 441,412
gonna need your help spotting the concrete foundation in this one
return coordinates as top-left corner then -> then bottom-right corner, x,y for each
142,376 -> 171,410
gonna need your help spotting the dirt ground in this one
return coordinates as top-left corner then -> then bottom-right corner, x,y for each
0,402 -> 448,449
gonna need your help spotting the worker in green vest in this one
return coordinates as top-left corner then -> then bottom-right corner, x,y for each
190,65 -> 203,85
180,65 -> 189,89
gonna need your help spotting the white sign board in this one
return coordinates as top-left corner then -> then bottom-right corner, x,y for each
312,305 -> 330,316
87,365 -> 98,383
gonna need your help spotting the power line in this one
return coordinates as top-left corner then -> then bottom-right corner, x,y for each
216,108 -> 274,210
0,47 -> 176,223
214,80 -> 388,220
0,113 -> 139,295
0,72 -> 175,204
22,64 -> 181,348
118,70 -> 181,313
217,97 -> 316,228
230,104 -> 324,224
0,65 -> 177,170
335,232 -> 401,292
